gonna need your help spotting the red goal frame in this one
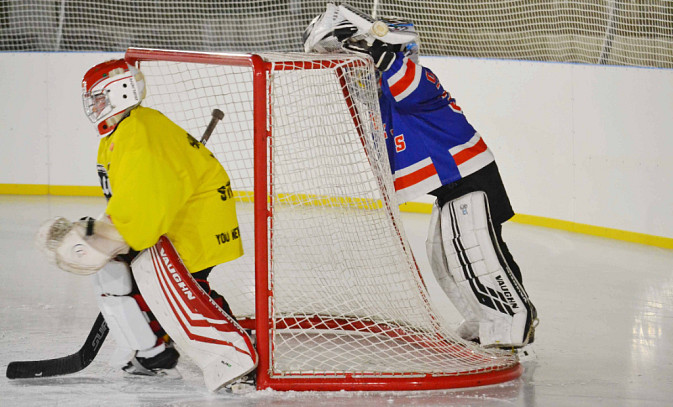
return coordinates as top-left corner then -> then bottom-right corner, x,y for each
124,47 -> 522,392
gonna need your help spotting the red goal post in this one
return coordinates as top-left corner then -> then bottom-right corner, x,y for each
124,47 -> 522,391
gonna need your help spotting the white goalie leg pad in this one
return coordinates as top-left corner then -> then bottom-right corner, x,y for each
91,260 -> 133,296
440,191 -> 534,347
426,202 -> 481,341
131,236 -> 258,392
91,261 -> 159,366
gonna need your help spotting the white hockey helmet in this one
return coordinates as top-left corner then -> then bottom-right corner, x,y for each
81,59 -> 146,138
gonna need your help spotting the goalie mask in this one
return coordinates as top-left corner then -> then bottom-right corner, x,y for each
303,3 -> 420,62
82,59 -> 146,138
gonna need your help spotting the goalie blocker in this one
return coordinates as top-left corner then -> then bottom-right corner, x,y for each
131,236 -> 258,391
427,191 -> 537,348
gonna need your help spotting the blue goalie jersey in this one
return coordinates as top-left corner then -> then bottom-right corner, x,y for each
379,53 -> 494,203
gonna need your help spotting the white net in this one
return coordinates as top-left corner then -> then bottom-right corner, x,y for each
131,49 -> 518,388
3,1 -> 672,68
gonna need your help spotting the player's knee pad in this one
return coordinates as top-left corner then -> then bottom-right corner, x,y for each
91,261 -> 133,296
438,191 -> 535,347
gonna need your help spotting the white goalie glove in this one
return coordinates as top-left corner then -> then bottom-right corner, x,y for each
36,215 -> 130,275
303,2 -> 420,62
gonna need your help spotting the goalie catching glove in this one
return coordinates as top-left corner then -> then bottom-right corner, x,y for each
303,2 -> 419,71
36,215 -> 129,275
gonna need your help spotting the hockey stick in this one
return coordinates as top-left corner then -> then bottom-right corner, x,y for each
6,312 -> 108,379
5,109 -> 225,380
201,108 -> 225,144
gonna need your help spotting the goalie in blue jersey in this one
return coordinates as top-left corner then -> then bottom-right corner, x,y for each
304,3 -> 537,349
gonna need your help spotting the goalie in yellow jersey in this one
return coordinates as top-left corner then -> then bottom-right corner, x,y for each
35,59 -> 257,390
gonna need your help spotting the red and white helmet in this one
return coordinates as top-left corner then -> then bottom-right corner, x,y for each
81,59 -> 146,138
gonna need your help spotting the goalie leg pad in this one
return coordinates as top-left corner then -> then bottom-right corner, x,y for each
91,261 -> 133,296
131,236 -> 258,392
96,295 -> 158,353
91,262 -> 160,366
426,202 -> 481,341
439,191 -> 535,348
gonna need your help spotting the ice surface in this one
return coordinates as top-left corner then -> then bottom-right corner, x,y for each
2,195 -> 673,406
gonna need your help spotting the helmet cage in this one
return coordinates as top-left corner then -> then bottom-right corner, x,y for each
82,89 -> 112,123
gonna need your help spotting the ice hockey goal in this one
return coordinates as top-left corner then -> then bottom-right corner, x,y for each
124,47 -> 521,391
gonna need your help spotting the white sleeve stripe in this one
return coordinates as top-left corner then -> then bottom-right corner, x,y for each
387,59 -> 409,85
456,150 -> 495,178
394,157 -> 434,178
449,133 -> 482,156
389,62 -> 422,102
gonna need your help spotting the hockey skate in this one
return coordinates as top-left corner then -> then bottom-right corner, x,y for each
515,302 -> 538,348
122,345 -> 180,376
494,303 -> 539,351
225,369 -> 257,394
457,303 -> 539,350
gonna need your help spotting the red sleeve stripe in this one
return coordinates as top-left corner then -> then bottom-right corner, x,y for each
394,161 -> 438,191
388,59 -> 421,101
450,134 -> 488,166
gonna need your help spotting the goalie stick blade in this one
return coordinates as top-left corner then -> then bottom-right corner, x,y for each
6,312 -> 109,379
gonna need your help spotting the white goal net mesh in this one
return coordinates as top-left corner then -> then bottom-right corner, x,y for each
3,0 -> 672,68
132,49 -> 518,381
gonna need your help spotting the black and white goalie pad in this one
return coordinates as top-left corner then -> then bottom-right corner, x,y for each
426,191 -> 536,348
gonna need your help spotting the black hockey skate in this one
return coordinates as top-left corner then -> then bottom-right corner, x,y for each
122,346 -> 180,376
225,369 -> 257,394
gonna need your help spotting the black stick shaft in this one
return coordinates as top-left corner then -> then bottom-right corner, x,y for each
201,108 -> 224,145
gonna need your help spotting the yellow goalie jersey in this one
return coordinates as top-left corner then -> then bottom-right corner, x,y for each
96,106 -> 243,272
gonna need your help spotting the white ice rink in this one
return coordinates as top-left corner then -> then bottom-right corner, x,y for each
1,195 -> 672,406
